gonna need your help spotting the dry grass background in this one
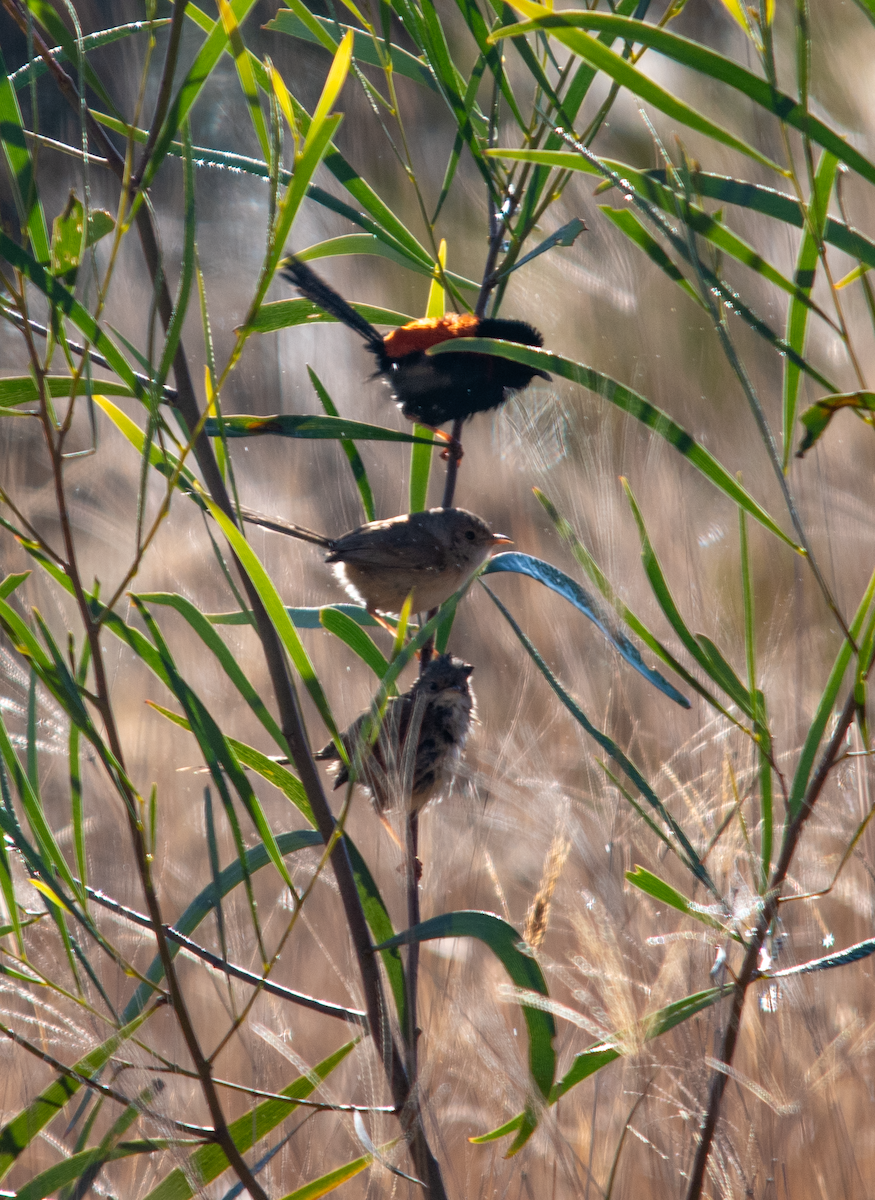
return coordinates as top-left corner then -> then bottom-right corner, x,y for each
2,0 -> 875,1196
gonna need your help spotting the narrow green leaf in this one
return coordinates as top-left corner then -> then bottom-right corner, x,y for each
122,830 -> 323,1022
493,9 -> 783,173
136,592 -> 286,750
430,338 -> 800,550
131,596 -> 296,903
49,191 -> 86,280
533,489 -> 738,721
139,0 -> 260,195
626,866 -> 736,935
199,494 -> 340,740
203,413 -> 439,444
473,986 -> 728,1144
788,563 -> 875,816
218,0 -> 270,162
155,124 -> 197,393
0,43 -> 52,262
621,481 -> 753,715
484,552 -> 689,705
319,608 -> 392,682
783,150 -> 838,468
0,1006 -> 159,1181
278,1154 -> 371,1200
0,234 -> 144,401
267,10 -> 437,91
377,910 -> 556,1100
246,296 -> 411,335
0,375 -> 133,409
409,248 -> 446,512
498,9 -> 875,185
141,1042 -> 357,1200
599,205 -> 705,307
796,391 -> 875,457
481,582 -> 717,895
308,367 -> 375,522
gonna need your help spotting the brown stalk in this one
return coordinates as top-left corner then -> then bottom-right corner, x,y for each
684,686 -> 859,1199
4,4 -> 447,1193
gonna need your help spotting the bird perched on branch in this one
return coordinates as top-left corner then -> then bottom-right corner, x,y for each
282,255 -> 550,429
315,654 -> 474,813
240,505 -> 510,616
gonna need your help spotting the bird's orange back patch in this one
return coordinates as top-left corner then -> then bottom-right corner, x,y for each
383,312 -> 479,358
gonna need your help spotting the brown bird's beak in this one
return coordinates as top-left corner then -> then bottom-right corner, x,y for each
490,533 -> 513,546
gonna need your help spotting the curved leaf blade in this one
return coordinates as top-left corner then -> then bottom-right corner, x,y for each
484,552 -> 689,706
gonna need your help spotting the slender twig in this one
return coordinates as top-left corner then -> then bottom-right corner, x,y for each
132,0 -> 188,186
86,886 -> 367,1025
0,1009 -> 218,1140
684,684 -> 860,1199
7,9 -> 446,1191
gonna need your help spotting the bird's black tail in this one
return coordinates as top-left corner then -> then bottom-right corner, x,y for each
282,256 -> 386,360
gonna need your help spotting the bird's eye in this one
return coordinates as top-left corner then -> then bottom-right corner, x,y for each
430,682 -> 439,692
465,530 -> 476,541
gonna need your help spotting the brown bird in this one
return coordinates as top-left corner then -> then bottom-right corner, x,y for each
282,255 -> 550,429
240,505 -> 511,616
315,654 -> 474,813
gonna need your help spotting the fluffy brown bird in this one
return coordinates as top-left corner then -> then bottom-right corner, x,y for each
282,255 -> 550,429
240,505 -> 510,615
315,654 -> 474,813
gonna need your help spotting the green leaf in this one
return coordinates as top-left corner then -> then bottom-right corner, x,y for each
278,1154 -> 372,1200
493,9 -> 784,173
199,494 -> 340,740
131,596 -> 296,904
621,480 -> 753,715
481,582 -> 717,896
376,910 -> 556,1100
14,1141 -> 166,1200
409,250 -> 446,512
497,9 -> 875,186
135,592 -> 287,750
141,1042 -> 357,1200
533,488 -> 738,721
783,151 -> 838,468
626,866 -> 737,936
599,205 -> 705,308
218,0 -> 270,162
121,830 -> 323,1023
138,0 -> 260,196
268,9 -> 437,91
0,1005 -> 159,1181
0,42 -> 51,262
209,603 -> 384,629
0,234 -> 144,401
484,552 -> 689,706
430,338 -> 799,550
49,191 -> 86,280
788,562 -> 875,817
227,739 -> 314,825
499,216 -> 589,278
796,392 -> 875,457
319,607 -> 393,683
203,413 -> 439,444
473,985 -> 728,1143
308,366 -> 376,521
155,124 -> 197,394
10,21 -> 167,91
0,376 -> 133,409
245,296 -> 412,335
344,839 -> 408,1036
